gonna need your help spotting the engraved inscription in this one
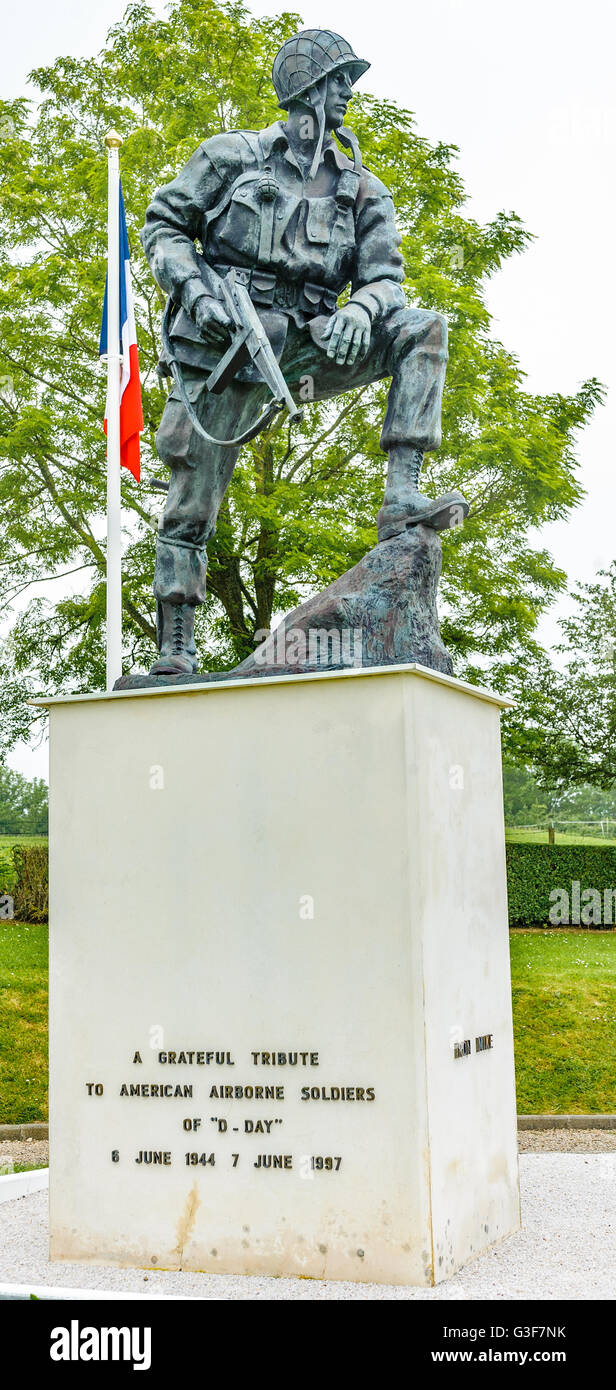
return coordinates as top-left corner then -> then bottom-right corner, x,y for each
97,1046 -> 378,1177
453,1032 -> 494,1059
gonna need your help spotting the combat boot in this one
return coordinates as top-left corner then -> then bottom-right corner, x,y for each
377,446 -> 469,541
149,601 -> 198,676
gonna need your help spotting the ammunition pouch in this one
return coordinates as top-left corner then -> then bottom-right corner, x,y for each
211,264 -> 338,319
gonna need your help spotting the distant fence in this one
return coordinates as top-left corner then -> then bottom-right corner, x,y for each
0,820 -> 48,836
508,820 -> 616,842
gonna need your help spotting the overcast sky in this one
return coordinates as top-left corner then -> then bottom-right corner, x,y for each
2,0 -> 614,779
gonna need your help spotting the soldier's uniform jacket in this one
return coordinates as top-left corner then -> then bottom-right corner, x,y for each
141,119 -> 406,373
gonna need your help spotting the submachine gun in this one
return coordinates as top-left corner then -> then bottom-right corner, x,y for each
161,267 -> 303,450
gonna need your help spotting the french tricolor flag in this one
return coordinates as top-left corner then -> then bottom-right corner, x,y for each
99,182 -> 143,481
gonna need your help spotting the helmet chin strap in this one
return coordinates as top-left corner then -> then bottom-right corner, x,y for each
333,123 -> 362,174
300,82 -> 361,183
305,78 -> 327,180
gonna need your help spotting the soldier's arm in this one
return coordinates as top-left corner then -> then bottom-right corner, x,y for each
140,143 -> 227,318
349,185 -> 406,321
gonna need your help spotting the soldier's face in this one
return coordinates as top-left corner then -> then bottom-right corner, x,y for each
324,68 -> 353,128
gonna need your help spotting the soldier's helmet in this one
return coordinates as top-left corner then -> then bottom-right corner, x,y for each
272,29 -> 370,109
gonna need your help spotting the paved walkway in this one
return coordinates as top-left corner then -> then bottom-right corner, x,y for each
0,1154 -> 614,1300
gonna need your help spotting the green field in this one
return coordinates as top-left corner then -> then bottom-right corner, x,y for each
0,837 -> 48,847
0,924 -> 614,1122
506,828 -> 616,846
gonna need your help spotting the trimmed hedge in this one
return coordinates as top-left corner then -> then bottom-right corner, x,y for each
506,842 -> 616,927
0,848 -> 16,895
2,840 -> 616,929
12,845 -> 49,924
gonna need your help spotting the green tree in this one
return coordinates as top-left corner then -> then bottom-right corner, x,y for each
502,763 -> 549,827
550,782 -> 616,834
500,563 -> 616,791
551,783 -> 616,821
0,0 -> 602,751
0,765 -> 48,834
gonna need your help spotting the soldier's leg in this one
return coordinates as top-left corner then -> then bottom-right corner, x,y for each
284,308 -> 468,537
151,369 -> 266,674
377,305 -> 447,451
375,305 -> 469,537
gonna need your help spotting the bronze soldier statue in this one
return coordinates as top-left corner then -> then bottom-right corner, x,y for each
141,28 -> 468,675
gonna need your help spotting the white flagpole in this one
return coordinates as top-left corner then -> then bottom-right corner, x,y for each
105,128 -> 123,690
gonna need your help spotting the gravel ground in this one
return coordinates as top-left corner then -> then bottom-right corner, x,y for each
2,1132 -> 615,1168
0,1154 -> 614,1300
517,1129 -> 616,1153
0,1140 -> 49,1168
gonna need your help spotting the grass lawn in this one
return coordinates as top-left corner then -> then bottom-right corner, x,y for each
0,922 -> 48,1124
0,922 -> 614,1122
0,1162 -> 47,1173
511,929 -> 616,1113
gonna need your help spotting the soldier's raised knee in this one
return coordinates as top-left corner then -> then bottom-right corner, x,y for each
405,307 -> 447,343
426,311 -> 448,349
388,306 -> 448,360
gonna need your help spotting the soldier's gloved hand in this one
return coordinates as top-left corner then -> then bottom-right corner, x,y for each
321,303 -> 371,367
192,294 -> 232,348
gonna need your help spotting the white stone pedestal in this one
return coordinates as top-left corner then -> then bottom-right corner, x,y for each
43,664 -> 520,1285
